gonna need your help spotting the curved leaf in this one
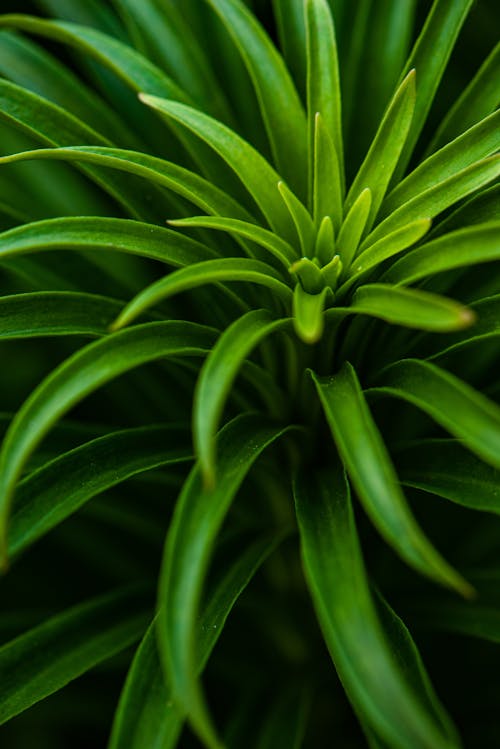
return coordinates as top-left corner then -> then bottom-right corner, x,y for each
0,586 -> 151,725
9,425 -> 191,558
311,364 -> 471,595
0,321 -> 216,562
205,0 -> 307,198
371,358 -> 500,470
112,259 -> 292,330
294,466 -> 460,748
194,310 -> 291,485
158,414 -> 293,748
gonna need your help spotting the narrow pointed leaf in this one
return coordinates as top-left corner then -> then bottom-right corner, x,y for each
139,96 -> 297,245
277,181 -> 315,257
395,0 -> 475,176
336,188 -> 371,270
294,467 -> 459,748
194,310 -> 290,485
398,439 -> 500,513
0,291 -> 123,339
205,0 -> 308,198
344,70 -> 416,231
351,284 -> 475,332
306,0 -> 344,197
382,110 -> 500,217
8,425 -> 191,558
0,217 -> 216,267
110,531 -> 281,749
0,321 -> 215,561
113,259 -> 292,330
311,364 -> 471,594
313,113 -> 343,232
371,358 -> 500,470
0,586 -> 151,725
425,294 -> 500,359
362,156 -> 500,251
384,223 -> 500,285
158,414 -> 292,748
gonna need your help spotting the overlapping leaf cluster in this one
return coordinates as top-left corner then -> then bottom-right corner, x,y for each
0,1 -> 499,747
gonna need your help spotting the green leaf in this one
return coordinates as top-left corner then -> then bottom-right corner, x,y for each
336,188 -> 371,270
205,0 -> 308,199
194,310 -> 290,485
158,414 -> 292,748
425,294 -> 500,359
311,364 -> 471,595
109,531 -> 281,749
382,110 -> 500,217
277,181 -> 315,257
294,466 -> 460,748
292,284 -> 329,344
305,0 -> 344,198
272,0 -> 307,100
8,425 -> 191,558
138,96 -> 297,246
397,439 -> 500,514
344,70 -> 416,232
0,291 -> 123,339
0,146 -> 255,225
427,40 -> 500,154
350,284 -> 475,332
112,258 -> 292,331
384,223 -> 500,285
371,358 -> 500,471
256,684 -> 310,749
0,586 -> 151,725
0,321 -> 215,562
312,113 -> 343,232
394,0 -> 475,177
362,156 -> 500,250
0,216 -> 216,267
168,216 -> 297,267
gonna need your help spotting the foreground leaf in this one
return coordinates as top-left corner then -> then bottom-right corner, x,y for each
0,586 -> 151,725
294,467 -> 459,748
158,414 -> 293,748
311,364 -> 471,595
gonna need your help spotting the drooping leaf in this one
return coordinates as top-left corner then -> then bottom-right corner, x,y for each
0,586 -> 151,725
112,259 -> 292,330
311,364 -> 471,595
294,466 -> 460,748
0,321 -> 216,562
371,358 -> 500,471
194,310 -> 291,485
158,414 -> 293,748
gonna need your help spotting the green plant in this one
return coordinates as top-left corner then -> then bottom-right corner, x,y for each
0,0 -> 498,746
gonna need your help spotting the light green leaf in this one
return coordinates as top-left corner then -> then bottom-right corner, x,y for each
194,310 -> 290,485
109,531 -> 282,749
8,425 -> 191,558
425,294 -> 500,359
311,364 -> 471,595
0,586 -> 151,725
384,223 -> 500,285
168,216 -> 297,267
305,0 -> 343,199
112,258 -> 292,330
397,439 -> 500,514
0,146 -> 255,225
205,0 -> 307,199
428,40 -> 500,154
371,358 -> 500,471
336,188 -> 372,270
0,321 -> 216,562
158,414 -> 292,748
350,284 -> 475,332
382,110 -> 500,217
362,156 -> 500,251
292,284 -> 330,344
0,217 -> 216,267
394,0 -> 475,177
138,96 -> 297,246
277,181 -> 315,257
294,466 -> 460,748
0,291 -> 123,339
313,113 -> 343,232
344,70 -> 416,232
